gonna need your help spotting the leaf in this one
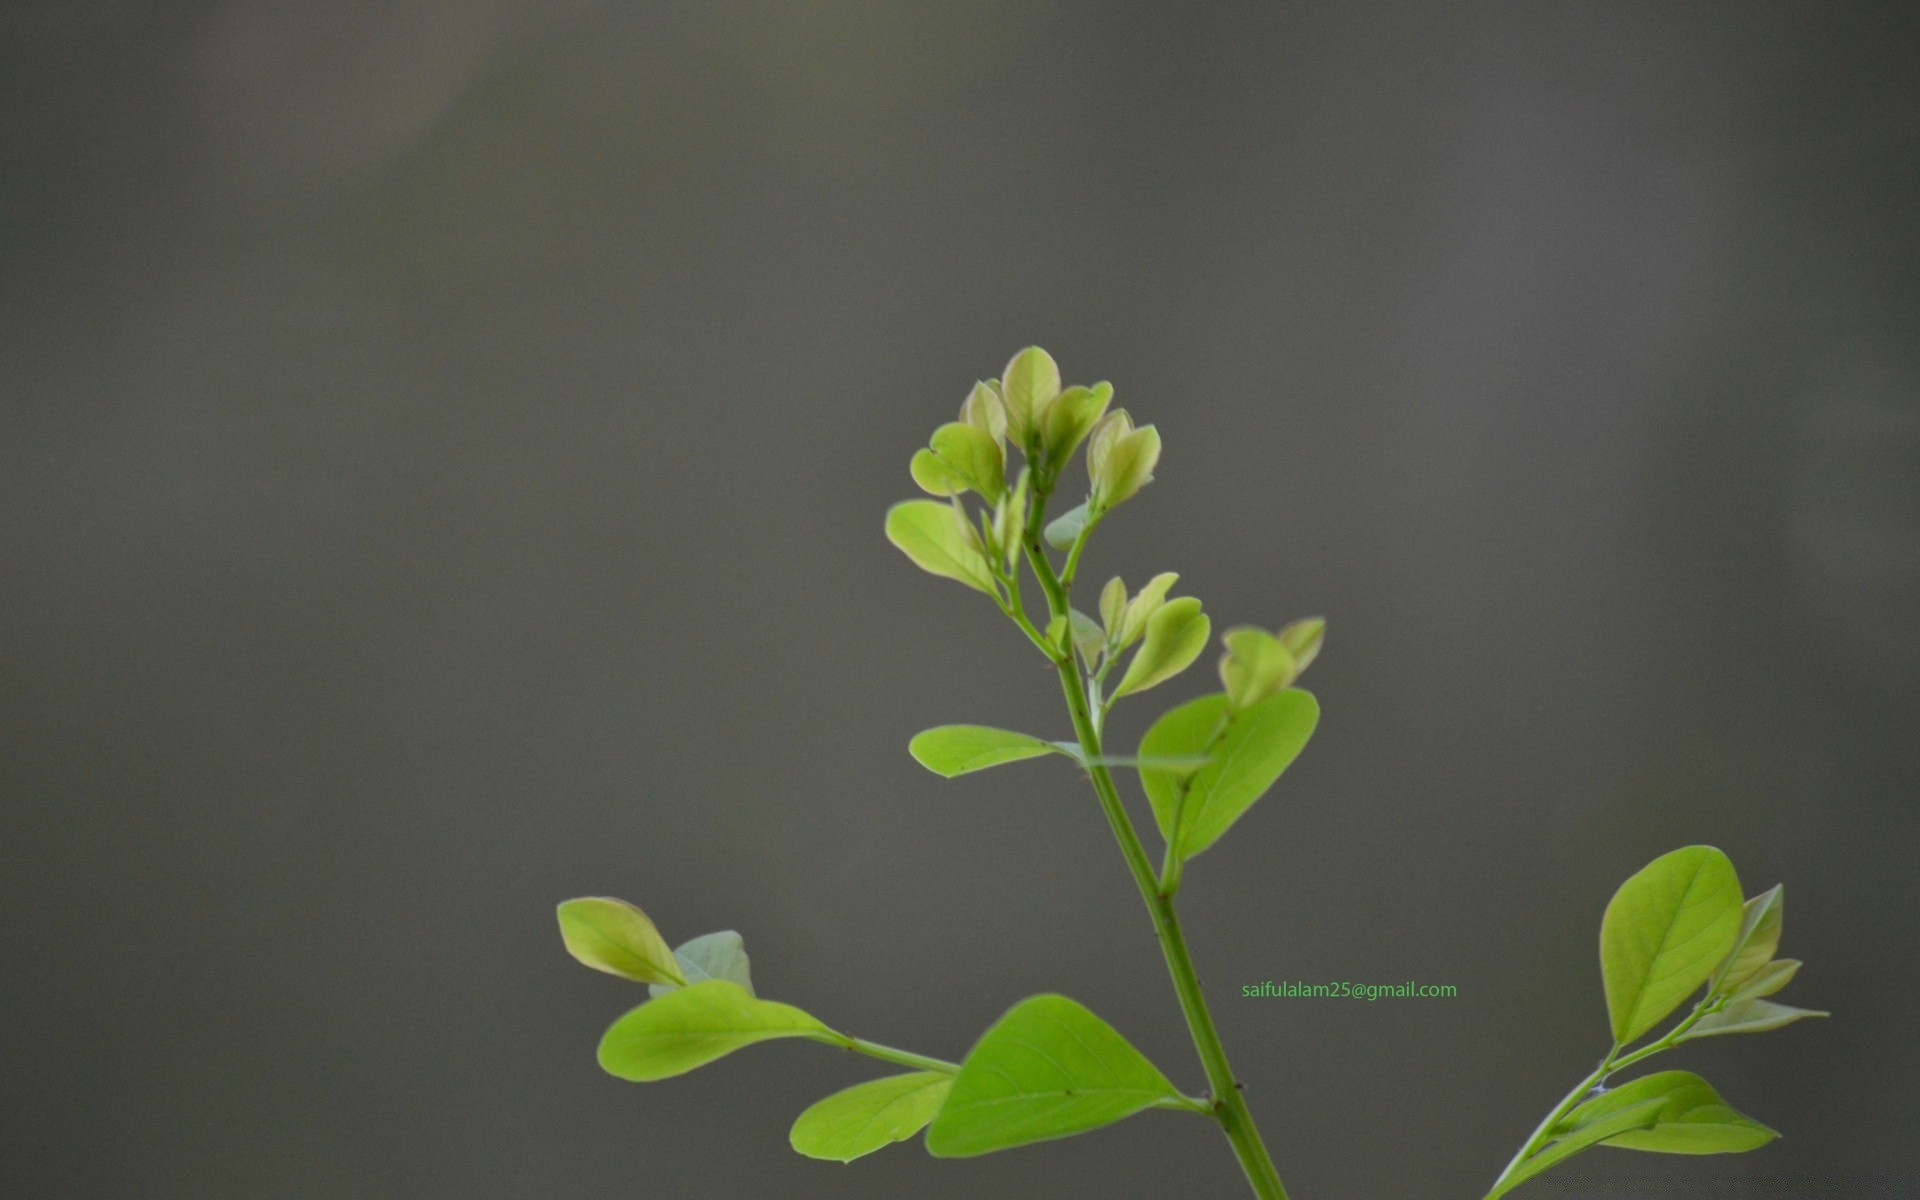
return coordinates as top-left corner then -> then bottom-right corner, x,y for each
1044,501 -> 1092,550
910,448 -> 966,497
1275,618 -> 1325,677
1099,577 -> 1128,634
909,725 -> 1055,777
1710,885 -> 1783,997
1729,957 -> 1801,1001
1097,424 -> 1160,507
1039,383 -> 1112,464
1111,597 -> 1209,699
886,500 -> 995,594
597,980 -> 829,1082
789,1071 -> 952,1162
1068,608 -> 1106,665
649,930 -> 752,1000
1139,690 -> 1319,860
1572,1070 -> 1778,1154
1216,626 -> 1296,711
1600,846 -> 1745,1044
958,380 -> 1007,445
929,422 -> 1006,502
1489,1097 -> 1669,1197
1678,996 -> 1826,1041
1001,346 -> 1062,446
925,994 -> 1179,1157
1117,572 -> 1178,647
557,897 -> 684,987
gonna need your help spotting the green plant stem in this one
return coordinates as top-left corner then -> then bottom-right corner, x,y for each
1020,536 -> 1290,1200
824,1034 -> 959,1075
1485,1055 -> 1611,1199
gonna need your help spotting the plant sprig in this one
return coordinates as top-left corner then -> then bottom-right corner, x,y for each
554,347 -> 1825,1198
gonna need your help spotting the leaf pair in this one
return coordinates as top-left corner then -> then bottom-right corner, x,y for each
558,897 -> 753,997
795,994 -> 1185,1163
1490,1071 -> 1776,1198
1138,689 -> 1319,862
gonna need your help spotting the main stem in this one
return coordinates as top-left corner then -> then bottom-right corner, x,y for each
1022,528 -> 1289,1200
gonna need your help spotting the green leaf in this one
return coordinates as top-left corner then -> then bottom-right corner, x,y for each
910,448 -> 966,497
1571,1070 -> 1778,1154
1600,846 -> 1745,1044
1117,572 -> 1178,647
1728,957 -> 1801,1001
1489,1097 -> 1669,1197
1096,424 -> 1160,508
1044,501 -> 1092,551
1217,626 -> 1296,711
1040,382 -> 1112,465
1139,690 -> 1319,860
1275,617 -> 1325,677
958,380 -> 1007,446
1068,608 -> 1106,665
930,422 -> 1006,502
1111,597 -> 1209,699
649,930 -> 752,1000
886,500 -> 995,595
1710,885 -> 1783,997
597,980 -> 829,1081
1001,346 -> 1062,446
925,994 -> 1180,1157
790,1072 -> 952,1162
557,897 -> 684,987
1099,576 -> 1128,634
909,725 -> 1055,777
1678,996 -> 1826,1041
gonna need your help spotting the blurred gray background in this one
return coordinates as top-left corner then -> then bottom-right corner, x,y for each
3,3 -> 1916,1198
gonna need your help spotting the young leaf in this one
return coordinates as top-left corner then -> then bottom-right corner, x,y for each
1111,597 -> 1209,700
649,930 -> 753,999
1099,576 -> 1128,634
1001,346 -> 1062,447
909,725 -> 1055,777
1726,957 -> 1801,1001
790,1071 -> 952,1162
910,448 -> 966,497
1139,690 -> 1319,860
1275,617 -> 1325,677
1678,996 -> 1826,1041
929,421 -> 1006,502
886,500 -> 996,595
925,994 -> 1180,1157
597,980 -> 829,1082
1117,572 -> 1178,648
557,897 -> 685,987
1709,885 -> 1783,997
1044,501 -> 1092,551
1040,382 -> 1112,466
959,380 -> 1007,446
1600,846 -> 1744,1044
1068,609 -> 1106,666
1571,1070 -> 1778,1154
1094,424 -> 1160,508
1217,627 -> 1297,712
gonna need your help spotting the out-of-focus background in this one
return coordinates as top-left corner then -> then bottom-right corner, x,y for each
3,4 -> 1916,1197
